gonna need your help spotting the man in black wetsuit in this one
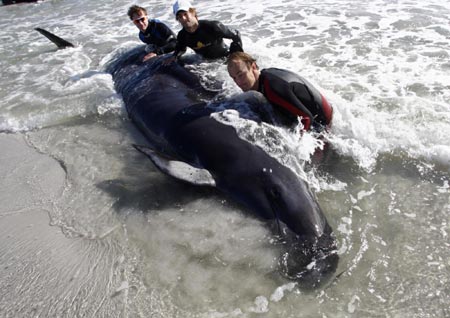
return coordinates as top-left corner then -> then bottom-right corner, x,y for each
127,5 -> 177,62
227,52 -> 333,132
164,0 -> 243,63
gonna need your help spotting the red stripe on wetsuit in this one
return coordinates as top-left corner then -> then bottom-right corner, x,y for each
263,79 -> 312,130
320,94 -> 333,128
263,79 -> 333,131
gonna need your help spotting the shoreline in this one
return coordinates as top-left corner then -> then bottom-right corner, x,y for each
0,133 -> 123,316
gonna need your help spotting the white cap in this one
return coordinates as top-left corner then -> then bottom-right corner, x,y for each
173,0 -> 193,16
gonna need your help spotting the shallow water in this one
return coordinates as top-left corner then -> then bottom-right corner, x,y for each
0,0 -> 449,317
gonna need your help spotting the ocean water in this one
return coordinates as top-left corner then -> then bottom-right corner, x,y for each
0,0 -> 449,317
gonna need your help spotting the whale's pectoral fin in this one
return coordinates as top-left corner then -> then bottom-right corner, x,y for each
133,144 -> 216,187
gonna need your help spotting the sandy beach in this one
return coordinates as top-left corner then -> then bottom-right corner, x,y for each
1,0 -> 448,316
0,133 -> 124,317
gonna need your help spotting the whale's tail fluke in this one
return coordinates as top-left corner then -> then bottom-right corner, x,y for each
35,28 -> 75,49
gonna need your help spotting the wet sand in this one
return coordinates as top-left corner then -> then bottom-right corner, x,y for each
0,133 -> 124,316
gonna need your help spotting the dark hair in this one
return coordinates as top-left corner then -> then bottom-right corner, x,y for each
127,5 -> 147,20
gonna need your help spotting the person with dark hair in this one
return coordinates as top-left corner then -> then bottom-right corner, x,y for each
127,5 -> 177,62
227,52 -> 333,132
164,0 -> 243,64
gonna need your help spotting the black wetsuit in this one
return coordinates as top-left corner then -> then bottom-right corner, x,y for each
258,68 -> 333,131
139,19 -> 177,55
173,20 -> 242,59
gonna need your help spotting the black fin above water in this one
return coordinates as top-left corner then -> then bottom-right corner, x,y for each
35,27 -> 75,49
2,0 -> 38,5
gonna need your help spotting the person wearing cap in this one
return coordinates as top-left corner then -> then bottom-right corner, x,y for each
127,5 -> 177,62
227,52 -> 333,132
165,0 -> 243,63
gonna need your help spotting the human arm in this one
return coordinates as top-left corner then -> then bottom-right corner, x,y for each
211,21 -> 243,53
162,45 -> 187,65
142,52 -> 157,61
154,38 -> 177,54
141,21 -> 177,57
141,44 -> 157,61
152,22 -> 177,54
162,32 -> 187,65
172,40 -> 187,59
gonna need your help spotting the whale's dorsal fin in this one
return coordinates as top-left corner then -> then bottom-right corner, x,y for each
133,144 -> 216,187
35,28 -> 75,49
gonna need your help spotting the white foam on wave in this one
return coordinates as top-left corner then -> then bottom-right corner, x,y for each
211,108 -> 320,182
2,0 -> 447,167
0,42 -> 125,131
198,0 -> 442,176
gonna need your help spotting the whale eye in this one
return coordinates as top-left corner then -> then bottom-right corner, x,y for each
269,187 -> 281,199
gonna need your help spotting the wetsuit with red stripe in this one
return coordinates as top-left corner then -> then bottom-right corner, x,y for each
258,68 -> 333,131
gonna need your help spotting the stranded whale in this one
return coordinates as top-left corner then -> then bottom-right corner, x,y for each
37,29 -> 338,287
106,48 -> 338,286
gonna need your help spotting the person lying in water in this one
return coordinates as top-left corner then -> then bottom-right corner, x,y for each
227,52 -> 333,132
127,5 -> 177,62
164,0 -> 243,64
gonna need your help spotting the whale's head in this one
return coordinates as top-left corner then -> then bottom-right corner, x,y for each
278,222 -> 339,289
220,157 -> 339,287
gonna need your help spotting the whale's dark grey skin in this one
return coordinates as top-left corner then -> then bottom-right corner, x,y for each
106,48 -> 338,287
35,24 -> 339,284
34,28 -> 339,286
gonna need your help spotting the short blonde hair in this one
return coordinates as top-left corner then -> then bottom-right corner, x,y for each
227,52 -> 259,69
